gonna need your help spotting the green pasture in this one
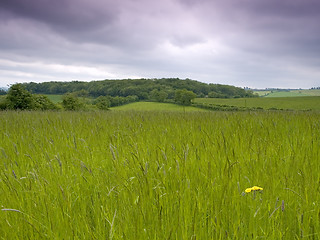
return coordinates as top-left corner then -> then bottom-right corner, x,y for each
195,96 -> 320,110
111,101 -> 207,112
254,90 -> 272,97
44,94 -> 63,103
303,89 -> 320,96
264,91 -> 308,97
0,111 -> 319,239
254,89 -> 320,97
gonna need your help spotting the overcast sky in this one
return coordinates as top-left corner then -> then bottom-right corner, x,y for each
1,0 -> 320,89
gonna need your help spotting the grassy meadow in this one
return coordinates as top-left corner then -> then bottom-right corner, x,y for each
111,102 -> 207,112
0,110 -> 319,239
39,92 -> 320,112
44,94 -> 64,104
194,96 -> 320,111
254,89 -> 320,97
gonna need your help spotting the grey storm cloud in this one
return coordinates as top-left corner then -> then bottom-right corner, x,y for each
0,0 -> 117,31
0,0 -> 320,88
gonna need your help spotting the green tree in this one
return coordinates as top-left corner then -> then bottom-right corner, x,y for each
0,97 -> 7,110
33,94 -> 58,110
150,89 -> 168,102
174,89 -> 197,105
72,89 -> 89,98
94,96 -> 110,110
0,88 -> 7,95
21,78 -> 259,99
62,93 -> 83,110
6,84 -> 34,110
208,91 -> 228,98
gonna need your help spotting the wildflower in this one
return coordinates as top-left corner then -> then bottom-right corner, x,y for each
245,186 -> 263,193
252,186 -> 263,191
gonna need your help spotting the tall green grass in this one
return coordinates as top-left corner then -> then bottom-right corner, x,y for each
0,111 -> 319,239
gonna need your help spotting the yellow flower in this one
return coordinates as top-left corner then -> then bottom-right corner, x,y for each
252,186 -> 263,191
245,186 -> 263,193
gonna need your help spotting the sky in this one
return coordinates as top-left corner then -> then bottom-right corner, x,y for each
0,0 -> 320,89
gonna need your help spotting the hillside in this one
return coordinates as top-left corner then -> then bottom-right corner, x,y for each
22,78 -> 257,100
254,89 -> 320,97
194,96 -> 320,111
111,102 -> 208,112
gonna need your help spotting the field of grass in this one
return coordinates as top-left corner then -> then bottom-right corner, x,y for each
303,89 -> 320,96
264,91 -> 309,97
254,89 -> 320,97
44,94 -> 63,103
0,111 -> 319,239
194,96 -> 320,111
111,101 -> 207,112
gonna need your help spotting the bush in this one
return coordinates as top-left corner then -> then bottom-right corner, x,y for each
150,89 -> 168,102
94,96 -> 110,110
0,88 -> 7,95
33,94 -> 58,110
174,89 -> 197,106
208,92 -> 228,98
0,98 -> 7,110
6,84 -> 34,110
62,93 -> 84,111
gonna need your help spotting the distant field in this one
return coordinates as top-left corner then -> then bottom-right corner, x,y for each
264,91 -> 308,97
254,89 -> 320,97
45,94 -> 63,103
111,102 -> 208,112
194,96 -> 320,110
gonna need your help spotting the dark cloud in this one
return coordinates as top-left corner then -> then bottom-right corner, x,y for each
0,0 -> 320,88
193,0 -> 320,66
246,0 -> 320,18
0,0 -> 118,31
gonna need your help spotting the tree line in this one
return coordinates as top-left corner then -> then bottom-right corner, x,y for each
0,84 -> 58,110
0,79 -> 258,111
0,84 -> 198,111
0,88 -> 7,95
22,78 -> 257,99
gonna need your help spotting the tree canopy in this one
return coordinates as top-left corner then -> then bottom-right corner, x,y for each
0,88 -> 7,95
174,89 -> 197,106
22,78 -> 257,99
6,84 -> 34,110
1,79 -> 259,111
2,84 -> 58,110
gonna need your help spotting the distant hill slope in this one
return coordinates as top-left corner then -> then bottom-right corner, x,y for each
111,102 -> 208,112
254,89 -> 320,97
22,78 -> 257,99
194,96 -> 320,110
